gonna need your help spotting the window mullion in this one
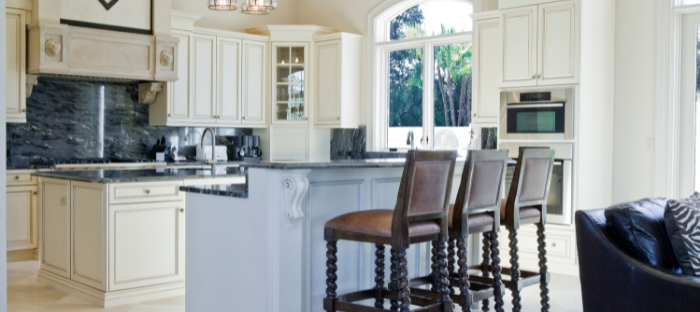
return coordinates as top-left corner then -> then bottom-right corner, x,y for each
423,40 -> 434,150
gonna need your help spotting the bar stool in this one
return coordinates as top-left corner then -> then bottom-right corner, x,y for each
409,150 -> 509,312
324,150 -> 458,312
476,148 -> 555,312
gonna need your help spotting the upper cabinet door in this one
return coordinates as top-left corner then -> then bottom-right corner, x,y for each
192,34 -> 217,122
499,5 -> 538,88
242,40 -> 267,125
6,9 -> 26,123
315,40 -> 341,124
538,0 -> 579,85
473,17 -> 500,123
169,31 -> 192,121
217,37 -> 242,124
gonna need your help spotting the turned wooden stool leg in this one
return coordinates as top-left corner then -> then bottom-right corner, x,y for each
481,232 -> 491,312
325,240 -> 338,312
508,228 -> 522,312
448,235 -> 456,295
437,239 -> 453,312
375,244 -> 386,308
431,241 -> 440,292
390,247 -> 400,311
397,248 -> 411,312
537,223 -> 550,312
490,231 -> 504,312
457,237 -> 471,312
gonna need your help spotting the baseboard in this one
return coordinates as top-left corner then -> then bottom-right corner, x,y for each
38,270 -> 185,308
7,249 -> 37,262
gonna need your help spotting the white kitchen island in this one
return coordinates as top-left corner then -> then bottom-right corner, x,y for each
181,159 -> 468,312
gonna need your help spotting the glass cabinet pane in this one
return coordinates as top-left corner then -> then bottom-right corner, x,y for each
274,45 -> 306,121
277,47 -> 290,64
291,47 -> 304,64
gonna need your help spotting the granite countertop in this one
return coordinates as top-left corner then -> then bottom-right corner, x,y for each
179,184 -> 249,198
7,160 -> 245,171
31,167 -> 245,184
239,158 -> 409,170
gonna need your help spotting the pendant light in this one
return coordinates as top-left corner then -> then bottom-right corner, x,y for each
209,0 -> 238,11
241,0 -> 276,15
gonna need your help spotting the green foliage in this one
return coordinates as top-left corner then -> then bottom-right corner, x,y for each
388,5 -> 472,128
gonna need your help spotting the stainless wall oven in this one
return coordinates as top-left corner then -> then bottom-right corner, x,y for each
499,88 -> 574,141
499,142 -> 573,225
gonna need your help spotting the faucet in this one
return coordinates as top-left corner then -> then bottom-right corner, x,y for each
201,127 -> 217,170
406,131 -> 414,150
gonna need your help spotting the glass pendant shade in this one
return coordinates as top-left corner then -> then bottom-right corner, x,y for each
209,0 -> 238,11
241,0 -> 274,14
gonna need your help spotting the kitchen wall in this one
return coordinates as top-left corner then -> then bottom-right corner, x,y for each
612,0 -> 658,203
6,79 -> 251,166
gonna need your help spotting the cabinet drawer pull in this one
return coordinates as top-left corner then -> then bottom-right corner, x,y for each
180,208 -> 185,213
15,176 -> 19,180
33,191 -> 37,195
145,189 -> 151,194
552,242 -> 557,247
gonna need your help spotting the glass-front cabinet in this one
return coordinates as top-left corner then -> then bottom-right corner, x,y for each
272,43 -> 308,123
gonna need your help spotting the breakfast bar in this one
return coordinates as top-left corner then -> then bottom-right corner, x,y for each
181,159 -> 467,312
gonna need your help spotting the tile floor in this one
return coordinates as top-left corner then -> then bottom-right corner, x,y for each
7,260 -> 582,312
7,261 -> 185,312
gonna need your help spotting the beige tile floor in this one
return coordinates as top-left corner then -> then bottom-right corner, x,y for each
7,260 -> 583,312
7,261 -> 185,312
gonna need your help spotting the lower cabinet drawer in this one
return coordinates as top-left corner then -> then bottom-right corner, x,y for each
109,181 -> 184,205
7,172 -> 36,186
499,225 -> 576,265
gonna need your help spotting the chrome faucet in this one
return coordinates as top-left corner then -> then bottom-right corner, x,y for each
406,131 -> 415,150
201,127 -> 217,170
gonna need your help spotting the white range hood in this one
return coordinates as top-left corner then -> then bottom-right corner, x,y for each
26,0 -> 179,103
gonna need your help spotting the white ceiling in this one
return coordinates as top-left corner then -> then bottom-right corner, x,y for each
171,0 -> 299,32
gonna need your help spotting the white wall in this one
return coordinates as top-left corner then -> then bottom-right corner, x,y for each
171,0 -> 298,32
612,0 -> 658,204
1,0 -> 8,309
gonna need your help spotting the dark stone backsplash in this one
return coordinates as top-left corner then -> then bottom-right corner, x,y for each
7,78 -> 251,166
330,126 -> 366,160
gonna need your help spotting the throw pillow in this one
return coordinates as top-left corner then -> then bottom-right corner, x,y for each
664,192 -> 700,277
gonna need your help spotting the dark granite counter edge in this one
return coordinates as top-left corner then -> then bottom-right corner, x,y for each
179,186 -> 249,198
239,162 -> 407,170
30,172 -> 246,184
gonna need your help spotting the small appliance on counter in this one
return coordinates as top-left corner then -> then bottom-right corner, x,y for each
221,135 -> 262,161
195,145 -> 228,161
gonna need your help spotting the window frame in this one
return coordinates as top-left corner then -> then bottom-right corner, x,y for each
373,6 -> 473,151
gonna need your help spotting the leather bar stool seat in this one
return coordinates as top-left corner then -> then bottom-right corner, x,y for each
325,210 -> 441,244
499,199 -> 541,223
448,204 -> 494,229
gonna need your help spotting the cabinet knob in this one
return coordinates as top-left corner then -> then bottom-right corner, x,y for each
168,114 -> 171,117
337,117 -> 340,120
242,116 -> 245,120
14,176 -> 19,180
532,74 -> 537,79
33,191 -> 37,195
305,117 -> 308,121
552,242 -> 557,247
473,113 -> 477,117
145,189 -> 151,194
179,208 -> 185,213
21,109 -> 26,113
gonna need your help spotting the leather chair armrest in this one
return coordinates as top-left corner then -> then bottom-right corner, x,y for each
576,211 -> 700,312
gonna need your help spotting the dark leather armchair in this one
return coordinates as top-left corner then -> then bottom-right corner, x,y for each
576,201 -> 700,312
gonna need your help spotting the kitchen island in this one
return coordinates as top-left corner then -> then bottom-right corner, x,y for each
181,159 -> 467,312
31,168 -> 246,307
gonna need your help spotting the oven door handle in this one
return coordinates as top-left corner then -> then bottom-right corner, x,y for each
507,103 -> 564,109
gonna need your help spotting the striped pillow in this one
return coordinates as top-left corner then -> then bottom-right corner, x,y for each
664,192 -> 700,277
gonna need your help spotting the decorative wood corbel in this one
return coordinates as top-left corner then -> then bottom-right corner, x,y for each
138,82 -> 163,104
283,170 -> 311,227
26,75 -> 39,98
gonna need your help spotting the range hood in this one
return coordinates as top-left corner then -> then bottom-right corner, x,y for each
26,0 -> 179,103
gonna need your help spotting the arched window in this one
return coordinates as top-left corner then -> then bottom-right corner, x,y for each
371,0 -> 473,155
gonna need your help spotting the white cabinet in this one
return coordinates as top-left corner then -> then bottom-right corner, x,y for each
6,8 -> 27,123
314,33 -> 361,128
7,185 -> 37,251
150,21 -> 268,127
38,179 -> 186,305
242,40 -> 267,125
472,13 -> 500,125
499,0 -> 579,88
192,33 -> 217,122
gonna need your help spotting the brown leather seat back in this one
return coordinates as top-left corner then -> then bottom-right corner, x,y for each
452,150 -> 509,234
505,147 -> 555,228
391,150 -> 457,248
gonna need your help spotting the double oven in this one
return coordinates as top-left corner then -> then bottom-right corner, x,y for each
498,88 -> 575,225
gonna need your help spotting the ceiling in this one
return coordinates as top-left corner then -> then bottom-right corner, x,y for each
171,0 -> 299,32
